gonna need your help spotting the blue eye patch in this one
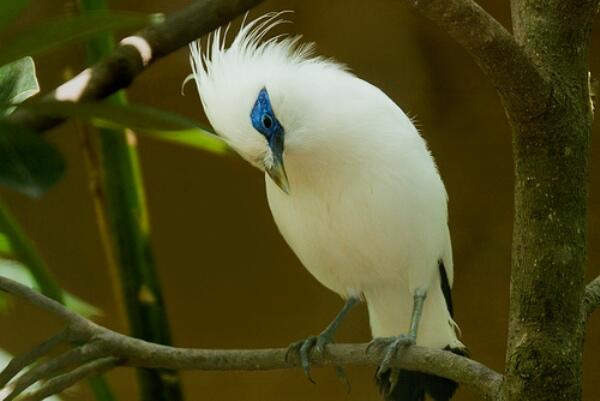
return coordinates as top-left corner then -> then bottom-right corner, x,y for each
250,88 -> 283,140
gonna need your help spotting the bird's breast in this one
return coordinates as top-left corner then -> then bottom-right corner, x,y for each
264,161 -> 447,301
266,175 -> 376,298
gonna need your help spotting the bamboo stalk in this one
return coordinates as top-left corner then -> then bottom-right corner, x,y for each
77,1 -> 182,401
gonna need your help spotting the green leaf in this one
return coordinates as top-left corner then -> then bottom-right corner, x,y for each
0,120 -> 65,197
142,128 -> 229,154
0,0 -> 29,32
0,232 -> 10,256
29,101 -> 230,154
0,57 -> 40,115
0,12 -> 164,66
0,259 -> 102,317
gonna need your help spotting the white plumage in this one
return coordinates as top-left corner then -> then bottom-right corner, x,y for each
189,12 -> 464,401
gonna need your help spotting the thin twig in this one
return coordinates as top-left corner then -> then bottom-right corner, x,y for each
7,0 -> 263,133
18,357 -> 120,401
0,276 -> 502,401
0,330 -> 69,388
3,342 -> 107,401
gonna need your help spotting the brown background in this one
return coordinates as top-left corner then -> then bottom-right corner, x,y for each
1,1 -> 599,400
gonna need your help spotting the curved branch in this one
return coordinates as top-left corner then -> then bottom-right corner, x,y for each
584,274 -> 600,320
7,0 -> 264,132
0,276 -> 503,401
401,0 -> 550,121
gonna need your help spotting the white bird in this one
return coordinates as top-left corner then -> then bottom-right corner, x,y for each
188,13 -> 466,401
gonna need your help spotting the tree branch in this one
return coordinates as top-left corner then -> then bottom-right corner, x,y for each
401,0 -> 550,122
7,0 -> 264,133
0,276 -> 503,401
584,274 -> 600,320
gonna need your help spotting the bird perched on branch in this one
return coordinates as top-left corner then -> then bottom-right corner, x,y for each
188,12 -> 466,401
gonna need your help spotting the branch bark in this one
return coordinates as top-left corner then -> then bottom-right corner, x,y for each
584,275 -> 600,320
401,0 -> 550,121
7,0 -> 264,133
0,276 -> 503,401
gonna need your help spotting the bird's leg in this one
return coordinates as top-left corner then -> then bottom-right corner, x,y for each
286,297 -> 358,382
368,288 -> 427,381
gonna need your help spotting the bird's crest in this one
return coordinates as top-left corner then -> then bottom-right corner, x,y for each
185,11 -> 318,99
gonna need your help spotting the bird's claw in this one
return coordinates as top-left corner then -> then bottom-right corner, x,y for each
367,334 -> 416,379
285,332 -> 334,383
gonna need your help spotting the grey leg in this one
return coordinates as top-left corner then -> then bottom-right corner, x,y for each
408,288 -> 427,339
286,297 -> 358,382
367,288 -> 427,379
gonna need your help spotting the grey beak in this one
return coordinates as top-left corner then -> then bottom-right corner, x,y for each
264,124 -> 289,193
266,154 -> 290,194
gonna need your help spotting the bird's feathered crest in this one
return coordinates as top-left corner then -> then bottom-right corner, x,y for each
186,11 -> 320,100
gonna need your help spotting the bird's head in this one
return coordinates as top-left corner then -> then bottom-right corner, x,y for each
187,12 -> 349,194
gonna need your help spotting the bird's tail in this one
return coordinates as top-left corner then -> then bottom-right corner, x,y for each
375,346 -> 469,401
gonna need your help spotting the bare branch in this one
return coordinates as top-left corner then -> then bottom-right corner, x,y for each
0,330 -> 68,388
18,357 -> 120,401
0,276 -> 503,401
584,274 -> 600,320
3,342 -> 108,401
401,0 -> 550,122
7,0 -> 264,133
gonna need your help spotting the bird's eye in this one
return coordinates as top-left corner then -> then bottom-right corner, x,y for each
262,115 -> 273,129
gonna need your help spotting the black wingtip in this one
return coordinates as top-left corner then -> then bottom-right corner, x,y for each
375,346 -> 469,401
376,369 -> 426,401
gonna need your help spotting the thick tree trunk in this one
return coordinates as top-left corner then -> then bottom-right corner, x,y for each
502,1 -> 595,400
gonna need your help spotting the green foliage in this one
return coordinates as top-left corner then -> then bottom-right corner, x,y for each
0,57 -> 39,115
0,232 -> 10,256
0,57 -> 64,197
0,5 -> 222,197
0,12 -> 163,66
0,120 -> 65,197
74,0 -> 185,399
28,101 -> 229,154
0,3 -> 226,400
144,129 -> 229,154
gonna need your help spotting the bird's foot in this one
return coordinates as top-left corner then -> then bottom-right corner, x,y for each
366,334 -> 416,379
285,332 -> 334,383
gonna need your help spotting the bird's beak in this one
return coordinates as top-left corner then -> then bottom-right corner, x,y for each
267,155 -> 290,194
266,131 -> 290,194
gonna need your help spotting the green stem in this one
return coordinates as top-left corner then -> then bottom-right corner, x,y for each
0,200 -> 63,303
77,1 -> 182,401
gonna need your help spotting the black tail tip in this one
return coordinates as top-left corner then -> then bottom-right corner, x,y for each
375,346 -> 469,401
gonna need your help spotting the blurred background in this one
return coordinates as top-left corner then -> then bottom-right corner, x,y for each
0,0 -> 599,400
